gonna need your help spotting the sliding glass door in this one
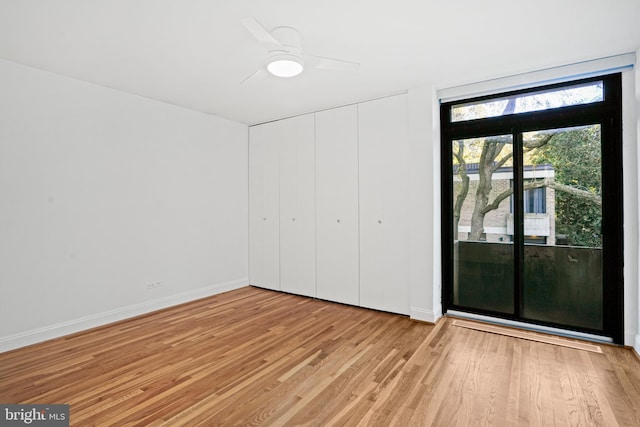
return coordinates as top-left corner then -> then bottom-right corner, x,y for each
452,134 -> 514,314
520,125 -> 603,330
442,75 -> 623,343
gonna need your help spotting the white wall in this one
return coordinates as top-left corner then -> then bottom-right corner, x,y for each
636,48 -> 640,355
409,64 -> 640,348
623,68 -> 639,349
408,86 -> 441,322
0,59 -> 248,351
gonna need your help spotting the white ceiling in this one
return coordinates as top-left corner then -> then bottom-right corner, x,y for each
1,1 -> 639,125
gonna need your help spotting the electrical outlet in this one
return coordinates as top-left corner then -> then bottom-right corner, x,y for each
146,281 -> 162,290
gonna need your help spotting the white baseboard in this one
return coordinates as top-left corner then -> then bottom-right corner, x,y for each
410,306 -> 443,323
0,278 -> 247,353
635,334 -> 640,357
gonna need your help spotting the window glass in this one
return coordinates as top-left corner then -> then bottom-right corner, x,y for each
524,187 -> 546,214
451,81 -> 603,122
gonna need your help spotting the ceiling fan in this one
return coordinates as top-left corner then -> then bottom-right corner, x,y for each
240,18 -> 360,84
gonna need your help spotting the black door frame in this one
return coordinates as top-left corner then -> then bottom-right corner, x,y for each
440,73 -> 624,343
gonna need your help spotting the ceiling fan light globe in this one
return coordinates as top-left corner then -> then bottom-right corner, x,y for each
267,58 -> 304,77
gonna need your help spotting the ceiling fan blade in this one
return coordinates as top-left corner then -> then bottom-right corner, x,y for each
241,18 -> 282,47
307,55 -> 360,71
240,68 -> 268,85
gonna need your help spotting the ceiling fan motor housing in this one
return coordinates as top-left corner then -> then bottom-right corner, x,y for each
267,26 -> 304,77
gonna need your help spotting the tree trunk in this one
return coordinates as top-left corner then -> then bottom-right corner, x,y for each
467,99 -> 516,240
469,139 -> 504,240
453,141 -> 469,239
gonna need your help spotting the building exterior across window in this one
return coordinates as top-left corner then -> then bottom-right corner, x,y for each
455,163 -> 555,245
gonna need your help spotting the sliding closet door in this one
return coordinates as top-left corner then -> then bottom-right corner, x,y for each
316,105 -> 360,305
279,114 -> 316,297
249,122 -> 280,291
358,94 -> 410,315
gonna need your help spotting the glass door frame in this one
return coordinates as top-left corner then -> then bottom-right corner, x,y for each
440,73 -> 624,343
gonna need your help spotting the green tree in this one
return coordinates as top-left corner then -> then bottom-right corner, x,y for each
453,125 -> 602,246
530,126 -> 602,247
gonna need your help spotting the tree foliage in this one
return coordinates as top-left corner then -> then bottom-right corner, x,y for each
530,126 -> 602,247
453,125 -> 602,247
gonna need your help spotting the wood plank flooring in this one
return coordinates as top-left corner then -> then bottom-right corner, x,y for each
1,286 -> 639,426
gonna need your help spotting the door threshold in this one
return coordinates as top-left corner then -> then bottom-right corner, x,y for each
446,310 -> 613,345
452,319 -> 603,353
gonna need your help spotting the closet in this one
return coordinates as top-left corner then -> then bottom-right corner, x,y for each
279,114 -> 316,297
358,95 -> 410,315
316,105 -> 360,305
248,120 -> 280,291
249,93 -> 409,315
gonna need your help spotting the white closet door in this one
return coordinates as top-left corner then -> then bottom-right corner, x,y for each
279,114 -> 316,297
358,94 -> 410,315
249,122 -> 280,291
316,105 -> 360,305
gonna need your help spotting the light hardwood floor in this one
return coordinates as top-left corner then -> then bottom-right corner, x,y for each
1,286 -> 639,426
